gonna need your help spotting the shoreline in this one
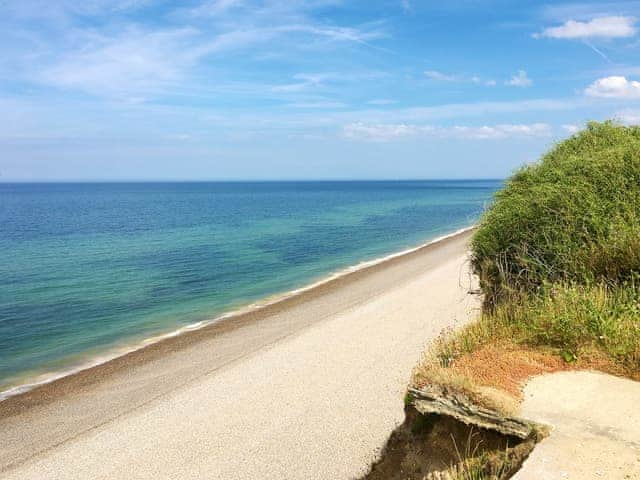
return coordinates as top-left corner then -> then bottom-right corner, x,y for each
1,225 -> 479,478
0,225 -> 475,404
0,226 -> 474,418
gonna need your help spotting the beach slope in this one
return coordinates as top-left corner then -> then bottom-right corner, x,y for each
0,230 -> 478,480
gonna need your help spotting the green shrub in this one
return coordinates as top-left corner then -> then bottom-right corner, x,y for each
471,121 -> 640,302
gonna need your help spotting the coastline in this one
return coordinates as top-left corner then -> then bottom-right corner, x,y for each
0,227 -> 478,477
0,225 -> 475,404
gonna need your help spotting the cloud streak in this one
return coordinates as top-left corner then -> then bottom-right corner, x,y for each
343,122 -> 551,142
424,70 -> 497,86
15,1 -> 385,99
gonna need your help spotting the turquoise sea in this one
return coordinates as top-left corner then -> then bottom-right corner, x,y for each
0,181 -> 499,396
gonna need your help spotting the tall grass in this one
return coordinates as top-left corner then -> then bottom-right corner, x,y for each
465,121 -> 640,372
471,121 -> 640,302
445,282 -> 640,375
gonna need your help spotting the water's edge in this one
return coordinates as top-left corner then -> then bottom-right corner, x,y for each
0,225 -> 474,402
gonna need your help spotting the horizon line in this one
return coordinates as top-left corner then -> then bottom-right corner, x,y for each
0,178 -> 506,184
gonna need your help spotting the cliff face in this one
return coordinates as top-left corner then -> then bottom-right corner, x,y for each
361,387 -> 541,480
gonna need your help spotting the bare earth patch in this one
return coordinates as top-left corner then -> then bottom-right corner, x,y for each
415,343 -> 570,404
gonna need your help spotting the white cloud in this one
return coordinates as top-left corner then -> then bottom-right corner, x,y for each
424,70 -> 458,82
562,124 -> 581,134
505,70 -> 532,87
473,76 -> 497,86
342,122 -> 551,142
451,123 -> 550,139
535,16 -> 637,39
343,122 -> 425,141
426,71 -> 497,86
615,110 -> 640,125
400,0 -> 412,13
585,75 -> 640,98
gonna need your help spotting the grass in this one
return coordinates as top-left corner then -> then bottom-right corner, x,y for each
415,281 -> 640,414
461,121 -> 639,386
414,121 -> 640,418
439,281 -> 639,374
404,121 -> 640,479
471,121 -> 640,303
449,431 -> 511,480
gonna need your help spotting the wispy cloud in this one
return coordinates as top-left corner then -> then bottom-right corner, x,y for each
534,16 -> 637,39
41,27 -> 196,97
187,0 -> 244,16
424,70 -> 458,82
4,0 -> 155,19
505,70 -> 532,87
288,100 -> 346,108
343,122 -> 551,142
271,73 -> 334,93
615,109 -> 640,124
585,75 -> 640,98
366,99 -> 397,105
13,0 -> 386,100
425,70 -> 496,86
343,122 -> 425,141
451,123 -> 550,139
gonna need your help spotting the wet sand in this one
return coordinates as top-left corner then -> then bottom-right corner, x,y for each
0,229 -> 479,479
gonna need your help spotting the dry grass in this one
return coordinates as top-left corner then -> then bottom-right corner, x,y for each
412,290 -> 638,415
413,341 -> 572,415
415,343 -> 569,399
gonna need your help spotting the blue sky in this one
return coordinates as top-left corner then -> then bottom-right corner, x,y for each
1,0 -> 640,180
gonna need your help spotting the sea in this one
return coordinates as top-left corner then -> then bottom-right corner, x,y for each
0,180 -> 500,398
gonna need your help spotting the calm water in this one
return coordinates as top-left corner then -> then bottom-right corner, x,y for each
0,181 -> 499,393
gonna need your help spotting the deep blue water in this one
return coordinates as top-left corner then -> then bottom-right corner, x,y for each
0,181 -> 499,393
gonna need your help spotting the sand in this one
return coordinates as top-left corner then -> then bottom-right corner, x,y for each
0,229 -> 479,480
514,371 -> 640,480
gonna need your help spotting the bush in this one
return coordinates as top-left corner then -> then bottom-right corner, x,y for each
471,121 -> 640,302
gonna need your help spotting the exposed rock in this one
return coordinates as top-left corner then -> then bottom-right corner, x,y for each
408,384 -> 536,440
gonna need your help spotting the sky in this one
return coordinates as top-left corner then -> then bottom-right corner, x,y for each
1,0 -> 640,181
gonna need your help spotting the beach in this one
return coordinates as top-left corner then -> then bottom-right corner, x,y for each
0,229 -> 479,479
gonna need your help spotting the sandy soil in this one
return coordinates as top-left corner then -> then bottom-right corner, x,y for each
0,230 -> 479,479
514,371 -> 640,480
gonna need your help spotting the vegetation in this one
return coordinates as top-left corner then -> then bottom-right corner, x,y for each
461,121 -> 640,375
471,121 -> 640,302
435,282 -> 640,377
395,122 -> 640,480
410,123 -> 640,478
